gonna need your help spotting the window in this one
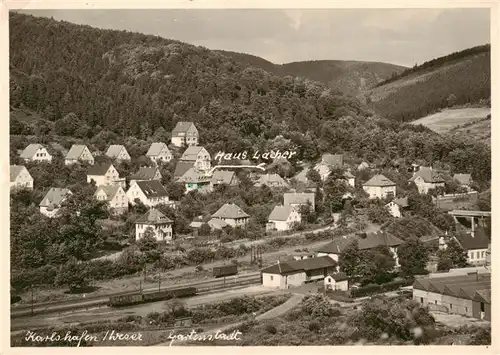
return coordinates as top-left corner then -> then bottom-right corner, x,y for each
477,251 -> 480,259
270,276 -> 274,281
450,304 -> 453,310
481,302 -> 485,312
435,300 -> 437,305
482,251 -> 485,258
470,252 -> 474,260
420,297 -> 423,303
466,307 -> 468,312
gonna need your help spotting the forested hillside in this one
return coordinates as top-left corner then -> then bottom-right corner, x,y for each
9,13 -> 491,184
218,50 -> 406,97
365,45 -> 491,122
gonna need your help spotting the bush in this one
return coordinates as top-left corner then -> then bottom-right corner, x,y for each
265,324 -> 277,334
350,279 -> 414,298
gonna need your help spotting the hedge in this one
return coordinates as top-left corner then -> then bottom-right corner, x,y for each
350,278 -> 414,298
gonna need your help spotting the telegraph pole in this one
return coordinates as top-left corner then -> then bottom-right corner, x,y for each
158,269 -> 161,292
30,284 -> 34,316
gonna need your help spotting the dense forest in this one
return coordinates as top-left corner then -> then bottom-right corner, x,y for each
9,13 -> 491,184
366,45 -> 491,122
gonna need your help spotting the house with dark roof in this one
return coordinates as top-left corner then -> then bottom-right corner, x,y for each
65,144 -> 94,166
208,218 -> 229,230
284,192 -> 315,211
94,185 -> 128,215
10,165 -> 33,190
39,187 -> 72,218
135,208 -> 173,242
20,143 -> 53,162
454,228 -> 490,266
211,203 -> 249,227
315,237 -> 354,263
87,163 -> 123,187
210,170 -> 239,188
267,205 -> 301,232
174,161 -> 196,179
314,153 -> 344,181
385,196 -> 409,218
146,142 -> 172,164
180,146 -> 211,171
362,174 -> 396,199
105,144 -> 131,162
130,167 -> 162,183
254,173 -> 289,188
178,168 -> 212,194
409,167 -> 445,194
171,121 -> 199,147
453,173 -> 473,191
126,180 -> 173,208
413,272 -> 491,321
261,255 -> 337,289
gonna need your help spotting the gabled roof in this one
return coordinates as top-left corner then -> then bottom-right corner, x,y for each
106,145 -> 127,158
453,173 -> 472,185
284,192 -> 315,206
174,161 -> 196,178
10,165 -> 30,182
409,167 -> 445,183
212,203 -> 249,219
455,228 -> 490,251
412,273 -> 491,297
211,170 -> 237,185
328,272 -> 349,282
135,208 -> 172,225
357,231 -> 404,249
473,289 -> 491,304
293,166 -> 310,183
130,167 -> 159,181
261,255 -> 336,275
320,153 -> 344,167
39,187 -> 72,208
146,142 -> 170,157
180,146 -> 207,161
88,163 -> 113,176
316,237 -> 354,254
95,185 -> 121,201
363,174 -> 396,187
135,180 -> 169,198
65,144 -> 90,160
268,205 -> 296,221
20,144 -> 45,158
172,121 -> 196,135
255,173 -> 289,187
208,218 -> 228,229
178,168 -> 211,183
390,197 -> 409,208
344,171 -> 355,179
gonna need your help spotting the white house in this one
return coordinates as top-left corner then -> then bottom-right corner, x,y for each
455,228 -> 490,266
10,165 -> 34,190
315,237 -> 354,263
87,163 -> 122,187
178,168 -> 212,194
135,208 -> 173,242
64,144 -> 94,165
171,121 -> 199,147
129,167 -> 162,183
105,145 -> 131,162
210,170 -> 240,189
94,185 -> 129,215
126,180 -> 173,207
261,256 -> 337,289
254,173 -> 289,188
358,231 -> 404,267
314,153 -> 344,181
385,196 -> 409,218
146,142 -> 173,164
409,167 -> 445,194
180,146 -> 211,170
283,192 -> 315,211
324,272 -> 349,291
211,203 -> 249,227
343,171 -> 355,187
20,144 -> 53,162
362,174 -> 396,199
39,187 -> 72,218
267,205 -> 301,232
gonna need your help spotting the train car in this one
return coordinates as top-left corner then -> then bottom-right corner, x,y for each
108,293 -> 142,307
108,287 -> 198,307
213,265 -> 238,278
171,287 -> 197,298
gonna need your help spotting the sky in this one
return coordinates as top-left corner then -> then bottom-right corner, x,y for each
18,8 -> 490,67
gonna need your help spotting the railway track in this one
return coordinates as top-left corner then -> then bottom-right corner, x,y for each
11,273 -> 261,319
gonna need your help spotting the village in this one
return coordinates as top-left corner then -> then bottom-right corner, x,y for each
10,119 -> 492,327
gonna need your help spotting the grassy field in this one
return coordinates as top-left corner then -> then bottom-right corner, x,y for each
411,108 -> 491,134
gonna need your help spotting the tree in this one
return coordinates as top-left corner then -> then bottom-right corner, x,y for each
339,240 -> 361,278
446,93 -> 457,107
199,223 -> 211,236
398,238 -> 429,277
442,238 -> 469,268
358,246 -> 396,284
367,205 -> 392,224
137,228 -> 161,263
306,168 -> 322,185
55,258 -> 89,292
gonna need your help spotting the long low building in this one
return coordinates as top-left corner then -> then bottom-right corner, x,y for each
412,272 -> 491,321
261,255 -> 337,289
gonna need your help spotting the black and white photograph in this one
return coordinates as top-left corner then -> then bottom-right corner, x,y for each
3,1 -> 497,350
